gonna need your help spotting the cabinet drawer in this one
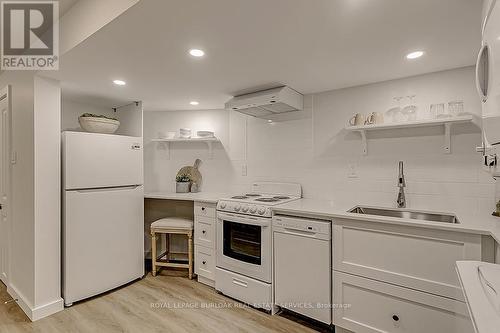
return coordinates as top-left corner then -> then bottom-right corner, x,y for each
333,271 -> 473,333
333,219 -> 482,300
194,202 -> 216,218
194,245 -> 215,280
215,267 -> 272,310
194,216 -> 215,248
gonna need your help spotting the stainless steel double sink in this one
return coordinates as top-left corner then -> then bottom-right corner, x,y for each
348,206 -> 460,224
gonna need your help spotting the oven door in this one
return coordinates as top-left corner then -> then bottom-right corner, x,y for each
216,211 -> 271,283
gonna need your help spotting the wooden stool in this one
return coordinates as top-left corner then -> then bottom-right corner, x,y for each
150,217 -> 194,279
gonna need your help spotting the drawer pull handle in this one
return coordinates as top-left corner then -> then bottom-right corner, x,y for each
392,315 -> 400,322
202,230 -> 206,234
202,261 -> 206,265
232,278 -> 248,288
201,207 -> 206,211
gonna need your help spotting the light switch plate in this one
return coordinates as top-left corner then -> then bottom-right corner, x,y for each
242,164 -> 247,176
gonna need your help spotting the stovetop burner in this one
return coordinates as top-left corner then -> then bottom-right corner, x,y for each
255,197 -> 280,202
273,196 -> 290,199
245,194 -> 261,197
231,195 -> 249,199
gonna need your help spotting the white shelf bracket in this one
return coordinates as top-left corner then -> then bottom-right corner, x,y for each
206,141 -> 214,159
158,142 -> 171,159
444,123 -> 451,154
360,130 -> 367,155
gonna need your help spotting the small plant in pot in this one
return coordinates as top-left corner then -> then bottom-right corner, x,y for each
176,174 -> 191,193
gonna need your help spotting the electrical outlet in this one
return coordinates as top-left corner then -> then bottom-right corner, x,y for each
348,163 -> 358,178
242,164 -> 247,176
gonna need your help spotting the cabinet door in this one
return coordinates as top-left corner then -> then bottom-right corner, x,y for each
194,216 -> 215,248
194,245 -> 215,280
333,219 -> 482,301
333,271 -> 473,333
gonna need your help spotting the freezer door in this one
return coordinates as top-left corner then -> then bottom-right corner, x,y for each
63,185 -> 144,305
62,131 -> 143,189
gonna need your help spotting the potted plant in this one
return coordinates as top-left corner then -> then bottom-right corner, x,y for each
176,174 -> 191,193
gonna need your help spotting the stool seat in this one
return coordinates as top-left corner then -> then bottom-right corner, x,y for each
151,217 -> 193,230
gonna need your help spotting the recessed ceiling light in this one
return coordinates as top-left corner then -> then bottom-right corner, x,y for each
406,51 -> 424,60
189,49 -> 205,57
190,101 -> 199,106
267,120 -> 273,123
113,79 -> 126,86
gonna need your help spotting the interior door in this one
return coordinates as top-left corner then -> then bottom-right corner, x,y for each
0,86 -> 11,285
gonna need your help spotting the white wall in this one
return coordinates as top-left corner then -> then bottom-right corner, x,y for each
0,71 -> 35,313
62,99 -> 116,131
33,76 -> 63,319
62,99 -> 143,137
145,67 -> 497,220
144,109 -> 233,192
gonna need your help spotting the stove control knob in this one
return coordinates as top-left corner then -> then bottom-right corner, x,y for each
234,204 -> 241,212
258,207 -> 266,215
220,202 -> 226,209
242,205 -> 249,212
249,206 -> 257,214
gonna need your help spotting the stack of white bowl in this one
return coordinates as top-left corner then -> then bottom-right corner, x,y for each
179,128 -> 192,138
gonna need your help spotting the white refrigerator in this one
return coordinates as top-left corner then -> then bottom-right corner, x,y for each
477,0 -> 500,175
62,131 -> 144,306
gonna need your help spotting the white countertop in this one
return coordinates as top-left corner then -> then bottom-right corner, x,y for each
143,193 -> 500,243
144,191 -> 231,204
456,261 -> 500,333
273,198 -> 500,244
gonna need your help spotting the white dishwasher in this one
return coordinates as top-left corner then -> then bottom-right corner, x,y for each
273,215 -> 331,324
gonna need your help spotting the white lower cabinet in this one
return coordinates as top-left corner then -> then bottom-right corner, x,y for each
194,201 -> 217,287
332,218 -> 492,333
333,271 -> 474,333
333,219 -> 483,301
194,245 -> 215,281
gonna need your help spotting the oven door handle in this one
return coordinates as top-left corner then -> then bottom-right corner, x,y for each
217,212 -> 270,227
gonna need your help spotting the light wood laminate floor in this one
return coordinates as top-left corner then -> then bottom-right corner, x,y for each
0,272 -> 323,333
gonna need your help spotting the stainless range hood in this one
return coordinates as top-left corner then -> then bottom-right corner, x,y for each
225,86 -> 303,118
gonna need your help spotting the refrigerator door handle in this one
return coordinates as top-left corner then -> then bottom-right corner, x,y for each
71,185 -> 141,193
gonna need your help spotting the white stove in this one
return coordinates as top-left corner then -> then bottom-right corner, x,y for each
217,182 -> 301,217
215,182 -> 302,312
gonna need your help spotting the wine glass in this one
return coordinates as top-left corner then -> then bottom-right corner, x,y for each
402,95 -> 417,121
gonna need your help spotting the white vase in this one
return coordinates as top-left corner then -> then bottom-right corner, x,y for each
176,182 -> 190,193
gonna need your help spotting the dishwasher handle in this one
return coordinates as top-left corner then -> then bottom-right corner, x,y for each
274,226 -> 330,240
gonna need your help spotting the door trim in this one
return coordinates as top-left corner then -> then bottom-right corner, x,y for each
0,85 -> 12,285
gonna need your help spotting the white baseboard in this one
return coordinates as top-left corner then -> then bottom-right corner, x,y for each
7,284 -> 33,320
197,275 -> 215,288
7,283 -> 63,321
32,298 -> 64,321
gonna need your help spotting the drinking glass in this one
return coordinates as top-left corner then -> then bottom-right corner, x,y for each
448,101 -> 465,117
429,103 -> 446,119
402,95 -> 417,121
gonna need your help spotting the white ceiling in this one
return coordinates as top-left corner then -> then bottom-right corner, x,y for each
45,0 -> 482,111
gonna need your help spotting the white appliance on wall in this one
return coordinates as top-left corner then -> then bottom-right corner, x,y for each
215,182 -> 301,311
477,0 -> 500,176
62,131 -> 144,306
225,86 -> 303,118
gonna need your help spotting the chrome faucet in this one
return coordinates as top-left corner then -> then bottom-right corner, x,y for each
396,161 -> 406,208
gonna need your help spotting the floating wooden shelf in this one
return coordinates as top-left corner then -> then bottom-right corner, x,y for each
151,137 -> 220,159
345,115 -> 476,155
